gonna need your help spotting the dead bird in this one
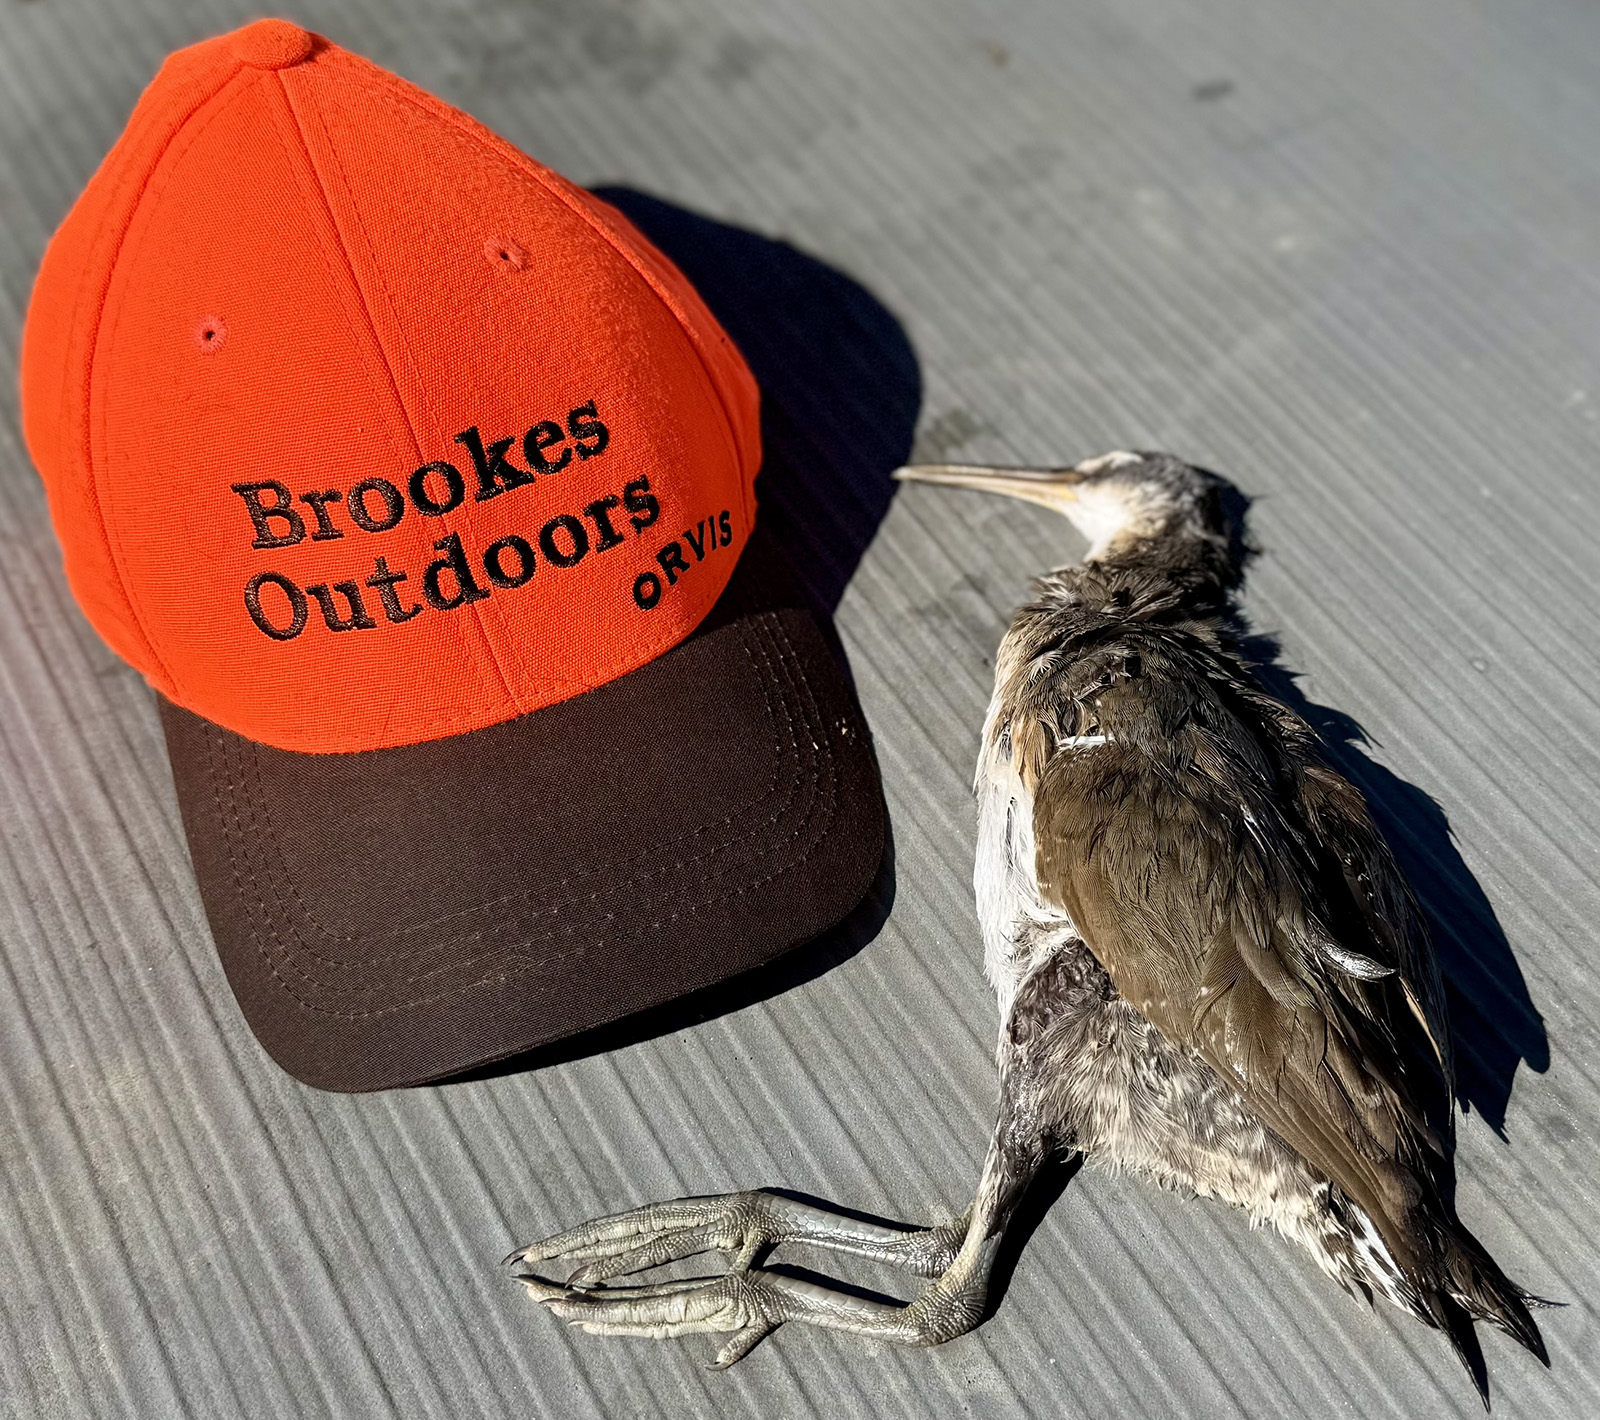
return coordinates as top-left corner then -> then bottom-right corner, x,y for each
508,451 -> 1548,1404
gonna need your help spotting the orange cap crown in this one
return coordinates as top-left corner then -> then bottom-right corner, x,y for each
22,19 -> 761,753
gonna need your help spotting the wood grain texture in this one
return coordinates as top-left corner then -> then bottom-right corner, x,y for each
0,0 -> 1595,1415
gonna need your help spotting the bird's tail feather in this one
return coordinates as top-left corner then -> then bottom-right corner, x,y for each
1434,1220 -> 1549,1367
1331,1189 -> 1548,1407
1424,1223 -> 1548,1411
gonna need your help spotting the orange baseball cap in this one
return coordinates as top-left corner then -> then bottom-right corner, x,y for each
21,19 -> 884,1090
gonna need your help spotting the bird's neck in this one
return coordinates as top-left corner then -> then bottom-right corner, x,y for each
1086,525 -> 1243,610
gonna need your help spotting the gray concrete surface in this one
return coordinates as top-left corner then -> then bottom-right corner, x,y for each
2,1 -> 1597,1416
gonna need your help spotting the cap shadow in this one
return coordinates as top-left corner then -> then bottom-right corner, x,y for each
590,187 -> 919,617
444,193 -> 918,1085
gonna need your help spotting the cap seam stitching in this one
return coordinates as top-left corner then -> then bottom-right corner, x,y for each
239,618 -> 794,946
225,685 -> 836,1030
283,69 -> 531,710
268,67 -> 518,716
208,616 -> 834,1018
207,614 -> 843,1023
255,76 -> 431,488
226,611 -> 795,956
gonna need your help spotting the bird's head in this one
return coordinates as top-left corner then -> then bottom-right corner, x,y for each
894,451 -> 1247,584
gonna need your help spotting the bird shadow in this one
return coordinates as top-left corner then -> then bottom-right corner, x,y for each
983,1152 -> 1086,1317
1216,481 -> 1549,1138
445,191 -> 918,1085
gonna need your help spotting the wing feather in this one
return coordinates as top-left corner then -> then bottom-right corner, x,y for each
1294,758 -> 1454,1084
1031,688 -> 1455,1248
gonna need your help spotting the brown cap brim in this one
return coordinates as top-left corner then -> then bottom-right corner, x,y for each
158,529 -> 885,1091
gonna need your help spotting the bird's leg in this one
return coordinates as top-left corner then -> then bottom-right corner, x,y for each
510,1038 -> 1055,1367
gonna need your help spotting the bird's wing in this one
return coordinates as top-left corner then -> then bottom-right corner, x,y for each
1289,752 -> 1454,1097
1031,691 -> 1455,1239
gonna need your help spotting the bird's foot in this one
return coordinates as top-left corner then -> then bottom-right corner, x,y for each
507,1191 -> 982,1367
518,1267 -> 907,1368
506,1189 -> 964,1286
516,1264 -> 984,1368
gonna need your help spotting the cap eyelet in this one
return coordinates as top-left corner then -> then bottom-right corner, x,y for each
194,316 -> 227,353
483,238 -> 526,271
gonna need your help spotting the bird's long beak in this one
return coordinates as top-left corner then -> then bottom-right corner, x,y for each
893,462 -> 1085,516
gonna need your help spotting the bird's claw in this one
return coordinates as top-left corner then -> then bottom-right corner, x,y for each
514,1274 -> 570,1304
